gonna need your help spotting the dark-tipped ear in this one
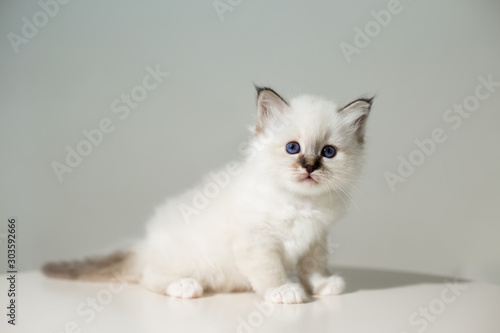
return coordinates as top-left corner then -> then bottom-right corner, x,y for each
255,86 -> 288,134
338,97 -> 373,144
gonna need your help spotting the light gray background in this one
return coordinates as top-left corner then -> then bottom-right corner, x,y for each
1,0 -> 499,284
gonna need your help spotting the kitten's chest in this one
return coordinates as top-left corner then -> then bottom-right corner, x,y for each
273,204 -> 331,264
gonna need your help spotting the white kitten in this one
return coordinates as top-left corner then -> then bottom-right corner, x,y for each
44,87 -> 373,304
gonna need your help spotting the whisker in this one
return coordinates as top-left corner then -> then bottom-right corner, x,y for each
324,180 -> 350,212
328,174 -> 366,199
330,178 -> 362,214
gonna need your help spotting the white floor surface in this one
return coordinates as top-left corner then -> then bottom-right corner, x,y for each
2,267 -> 499,333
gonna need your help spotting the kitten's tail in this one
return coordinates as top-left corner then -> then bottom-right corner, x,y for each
42,250 -> 139,283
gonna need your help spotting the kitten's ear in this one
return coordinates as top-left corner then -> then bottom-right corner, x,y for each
338,97 -> 373,144
255,86 -> 288,134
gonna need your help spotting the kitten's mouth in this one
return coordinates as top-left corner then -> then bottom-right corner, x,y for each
299,174 -> 319,184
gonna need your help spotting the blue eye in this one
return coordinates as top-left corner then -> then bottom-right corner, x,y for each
322,145 -> 336,158
286,142 -> 300,154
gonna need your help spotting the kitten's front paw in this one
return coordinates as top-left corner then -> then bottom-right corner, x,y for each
264,283 -> 307,304
166,278 -> 203,299
314,275 -> 345,296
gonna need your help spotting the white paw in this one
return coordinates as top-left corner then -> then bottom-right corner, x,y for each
314,275 -> 345,296
264,283 -> 307,304
166,278 -> 203,299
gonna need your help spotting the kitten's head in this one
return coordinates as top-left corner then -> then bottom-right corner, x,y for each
250,87 -> 372,197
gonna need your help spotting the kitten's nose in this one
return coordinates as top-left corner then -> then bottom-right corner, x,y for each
300,157 -> 321,174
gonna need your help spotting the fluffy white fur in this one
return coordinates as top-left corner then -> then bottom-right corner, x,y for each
132,88 -> 372,304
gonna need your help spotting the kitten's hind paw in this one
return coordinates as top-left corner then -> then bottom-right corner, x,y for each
264,283 -> 308,304
166,278 -> 203,299
314,275 -> 345,296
